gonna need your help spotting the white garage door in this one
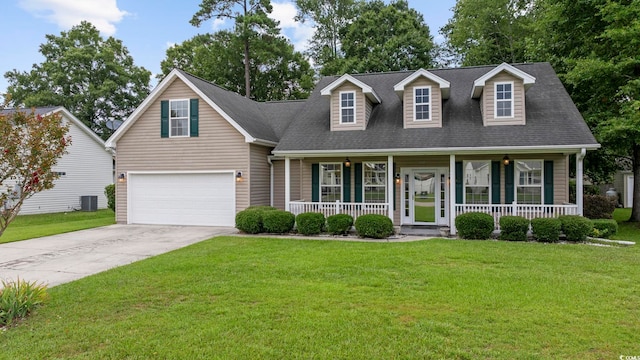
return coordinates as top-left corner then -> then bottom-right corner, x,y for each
128,172 -> 235,226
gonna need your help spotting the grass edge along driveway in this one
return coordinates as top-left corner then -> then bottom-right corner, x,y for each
1,235 -> 638,359
0,209 -> 115,244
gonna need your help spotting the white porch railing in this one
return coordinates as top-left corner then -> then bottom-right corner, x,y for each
289,200 -> 389,218
455,203 -> 579,230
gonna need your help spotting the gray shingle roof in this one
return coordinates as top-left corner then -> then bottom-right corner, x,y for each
179,70 -> 281,143
271,62 -> 598,154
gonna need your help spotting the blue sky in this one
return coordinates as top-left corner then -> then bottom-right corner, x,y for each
0,0 -> 456,95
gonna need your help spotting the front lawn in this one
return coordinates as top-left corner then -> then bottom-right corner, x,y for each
0,209 -> 115,244
1,236 -> 638,359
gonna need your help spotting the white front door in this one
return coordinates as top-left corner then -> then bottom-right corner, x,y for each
401,168 -> 449,225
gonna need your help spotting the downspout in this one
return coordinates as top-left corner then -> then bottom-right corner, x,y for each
576,148 -> 586,216
267,155 -> 274,207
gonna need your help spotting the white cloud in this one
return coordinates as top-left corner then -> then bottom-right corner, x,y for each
269,1 -> 315,52
211,18 -> 226,31
18,0 -> 128,36
166,41 -> 176,49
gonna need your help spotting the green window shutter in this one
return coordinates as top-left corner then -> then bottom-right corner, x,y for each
491,161 -> 501,204
455,161 -> 463,204
160,100 -> 169,138
544,160 -> 554,204
190,98 -> 199,137
311,164 -> 319,202
343,165 -> 351,202
505,163 -> 514,203
354,163 -> 363,203
393,163 -> 397,211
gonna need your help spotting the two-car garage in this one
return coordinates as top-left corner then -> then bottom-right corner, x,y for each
127,172 -> 236,227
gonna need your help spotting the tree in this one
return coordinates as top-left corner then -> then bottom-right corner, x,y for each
190,0 -> 276,99
440,0 -> 533,66
0,108 -> 71,237
562,0 -> 640,221
294,0 -> 359,75
4,22 -> 151,140
333,0 -> 435,74
159,30 -> 314,101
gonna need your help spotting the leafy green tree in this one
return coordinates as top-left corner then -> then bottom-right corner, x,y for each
332,0 -> 435,74
0,108 -> 71,236
4,21 -> 151,140
159,30 -> 314,101
562,0 -> 640,220
294,0 -> 360,75
440,0 -> 533,66
190,0 -> 276,99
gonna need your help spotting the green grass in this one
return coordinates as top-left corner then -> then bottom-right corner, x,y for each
611,208 -> 640,242
0,209 -> 115,244
1,236 -> 638,359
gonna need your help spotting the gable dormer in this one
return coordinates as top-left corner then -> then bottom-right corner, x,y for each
320,74 -> 381,131
472,63 -> 536,126
393,69 -> 450,129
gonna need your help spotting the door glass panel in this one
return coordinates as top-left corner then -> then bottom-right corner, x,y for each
440,173 -> 446,218
414,172 -> 436,223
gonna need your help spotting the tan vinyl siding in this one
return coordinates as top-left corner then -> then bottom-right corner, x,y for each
403,78 -> 442,129
482,72 -> 526,126
249,144 -> 273,206
365,99 -> 373,128
115,78 -> 250,222
330,83 -> 366,131
273,159 -> 302,209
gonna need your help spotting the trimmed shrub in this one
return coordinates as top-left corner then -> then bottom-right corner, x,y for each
262,210 -> 295,234
531,217 -> 562,243
591,219 -> 618,239
235,206 -> 277,234
355,214 -> 394,239
104,184 -> 115,212
327,214 -> 354,235
0,278 -> 48,327
455,212 -> 495,240
296,212 -> 325,235
499,216 -> 530,241
583,194 -> 616,219
235,208 -> 264,234
559,215 -> 594,242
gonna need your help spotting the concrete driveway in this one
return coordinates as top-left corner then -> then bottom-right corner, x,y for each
0,224 -> 236,287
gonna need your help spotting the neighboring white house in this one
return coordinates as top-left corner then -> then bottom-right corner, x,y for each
2,106 -> 114,214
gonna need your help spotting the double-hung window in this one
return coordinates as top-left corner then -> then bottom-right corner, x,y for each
464,161 -> 490,204
340,91 -> 355,124
495,82 -> 513,118
414,87 -> 431,120
320,163 -> 342,202
170,99 -> 189,137
516,160 -> 542,204
363,162 -> 386,203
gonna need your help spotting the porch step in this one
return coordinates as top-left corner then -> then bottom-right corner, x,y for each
399,225 -> 448,237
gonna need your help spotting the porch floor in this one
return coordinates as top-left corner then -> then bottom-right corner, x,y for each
399,225 -> 447,237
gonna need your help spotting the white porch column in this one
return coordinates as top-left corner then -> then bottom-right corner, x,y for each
576,148 -> 586,216
285,157 -> 291,211
388,155 -> 394,221
449,154 -> 456,235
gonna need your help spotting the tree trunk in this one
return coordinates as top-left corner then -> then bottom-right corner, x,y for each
244,39 -> 250,99
630,145 -> 640,221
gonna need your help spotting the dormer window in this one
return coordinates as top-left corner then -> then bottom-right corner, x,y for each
495,82 -> 513,118
414,86 -> 431,121
340,91 -> 355,124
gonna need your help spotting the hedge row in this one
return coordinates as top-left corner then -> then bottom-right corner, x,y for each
235,209 -> 394,239
455,212 -> 614,242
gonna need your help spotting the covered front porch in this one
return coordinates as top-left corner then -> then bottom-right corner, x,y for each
280,150 -> 587,235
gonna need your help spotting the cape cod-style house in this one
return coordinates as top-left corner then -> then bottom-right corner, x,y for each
105,62 -> 599,234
